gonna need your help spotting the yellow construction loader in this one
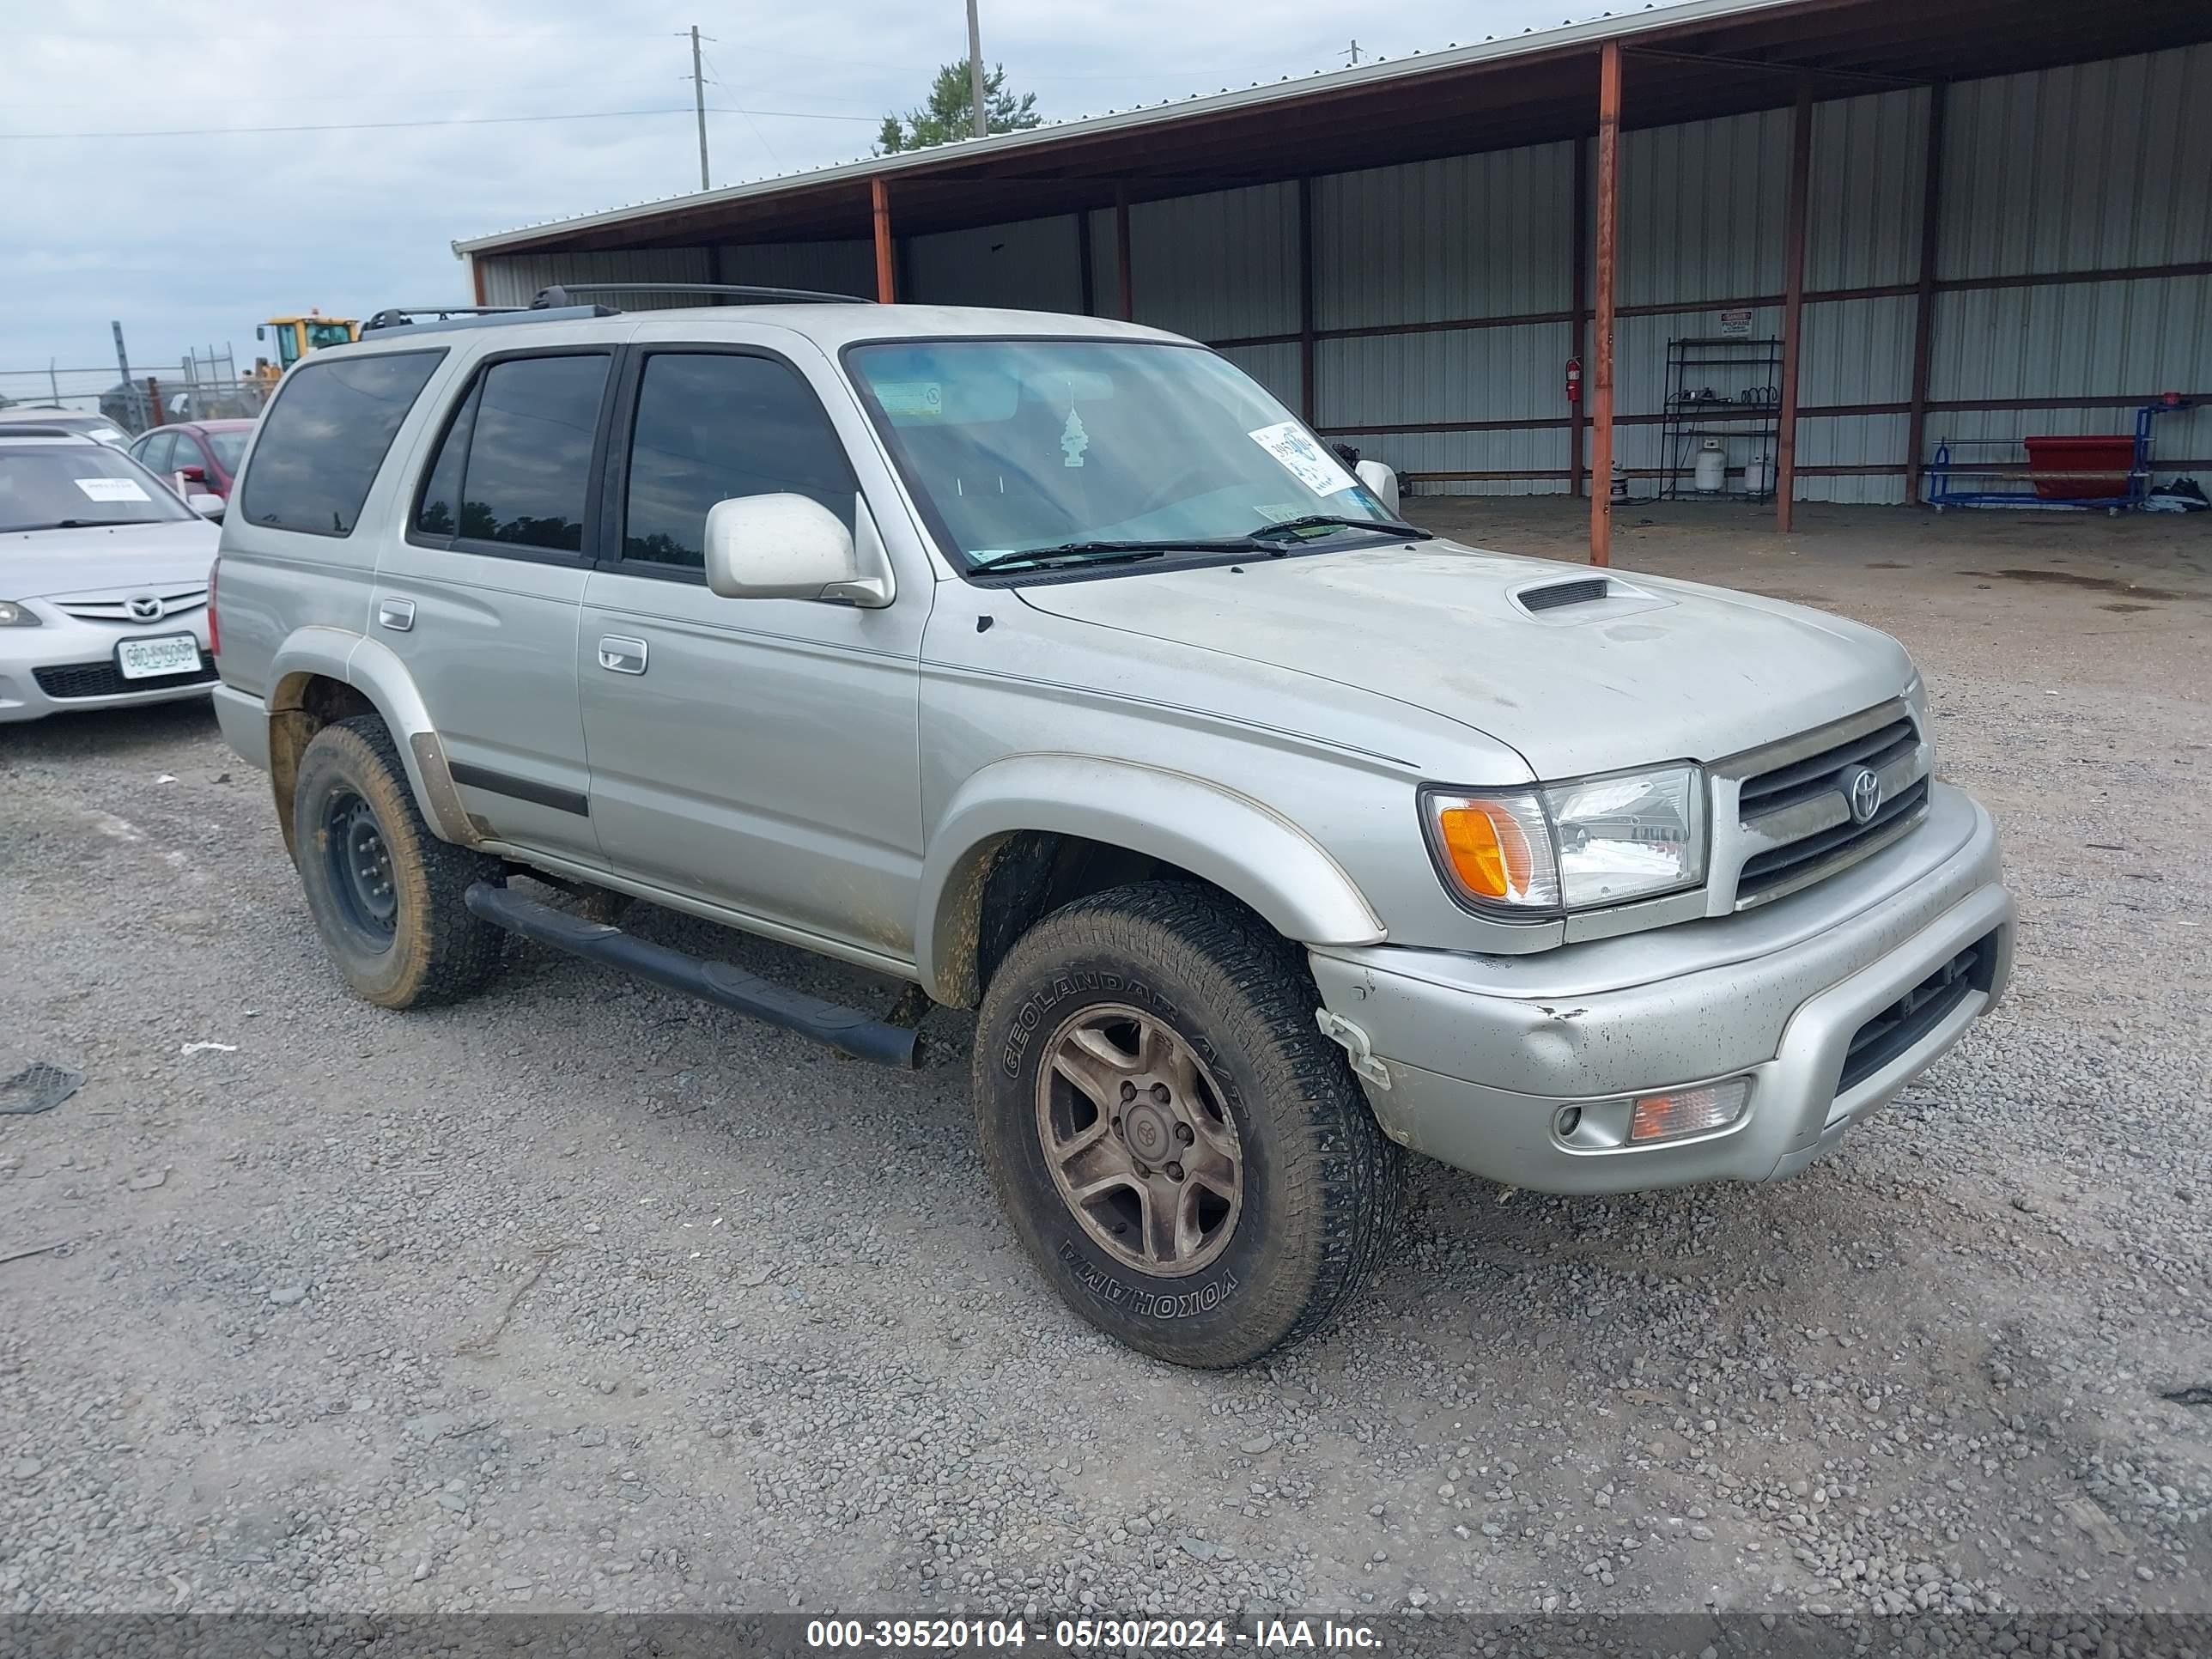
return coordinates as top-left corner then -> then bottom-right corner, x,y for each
249,312 -> 360,386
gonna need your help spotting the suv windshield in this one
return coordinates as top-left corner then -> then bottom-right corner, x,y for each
0,445 -> 193,533
847,339 -> 1401,570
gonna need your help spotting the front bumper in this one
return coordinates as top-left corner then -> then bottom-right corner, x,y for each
1309,783 -> 2014,1192
0,613 -> 216,724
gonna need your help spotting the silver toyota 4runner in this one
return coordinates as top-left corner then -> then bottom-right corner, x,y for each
209,287 -> 2014,1367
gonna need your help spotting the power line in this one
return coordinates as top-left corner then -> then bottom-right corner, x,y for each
0,105 -> 880,142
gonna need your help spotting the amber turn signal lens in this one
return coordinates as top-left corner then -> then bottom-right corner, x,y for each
1627,1077 -> 1753,1144
1437,801 -> 1538,902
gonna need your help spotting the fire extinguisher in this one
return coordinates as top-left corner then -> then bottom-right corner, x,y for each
1565,357 -> 1583,404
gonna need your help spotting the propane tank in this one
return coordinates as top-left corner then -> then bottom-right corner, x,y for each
1742,447 -> 1773,496
1693,439 -> 1728,494
1609,462 -> 1628,503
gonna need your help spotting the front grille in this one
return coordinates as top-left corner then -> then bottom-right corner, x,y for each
1837,933 -> 1992,1096
1739,775 -> 1929,899
1739,717 -> 1915,816
33,653 -> 216,701
1731,710 -> 1929,905
1520,577 -> 1610,612
51,587 -> 209,623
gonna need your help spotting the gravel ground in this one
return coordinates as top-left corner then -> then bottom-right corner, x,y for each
1,499 -> 2206,1628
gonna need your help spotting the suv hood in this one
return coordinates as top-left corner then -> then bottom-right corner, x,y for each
1,518 -> 219,599
1012,538 -> 1914,779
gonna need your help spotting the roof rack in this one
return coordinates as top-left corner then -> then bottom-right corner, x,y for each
358,302 -> 618,339
532,283 -> 874,308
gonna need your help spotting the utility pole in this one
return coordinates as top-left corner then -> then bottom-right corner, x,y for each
1343,40 -> 1363,67
965,0 -> 988,139
690,24 -> 710,191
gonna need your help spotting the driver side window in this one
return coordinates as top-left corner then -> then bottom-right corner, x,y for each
620,351 -> 857,570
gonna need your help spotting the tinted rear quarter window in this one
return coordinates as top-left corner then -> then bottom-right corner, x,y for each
242,350 -> 442,537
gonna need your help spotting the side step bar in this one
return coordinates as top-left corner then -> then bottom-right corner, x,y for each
464,883 -> 921,1069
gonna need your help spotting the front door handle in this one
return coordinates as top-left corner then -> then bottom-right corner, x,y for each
598,635 -> 648,675
377,596 -> 416,632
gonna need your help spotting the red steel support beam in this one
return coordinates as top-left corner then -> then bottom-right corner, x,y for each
1905,83 -> 1948,506
1774,79 -> 1814,532
469,256 -> 487,307
1297,176 -> 1317,423
872,178 -> 896,303
1569,130 -> 1589,499
1589,40 -> 1621,567
1115,185 -> 1134,321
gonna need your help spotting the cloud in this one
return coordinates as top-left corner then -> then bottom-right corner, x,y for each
1,0 -> 1655,386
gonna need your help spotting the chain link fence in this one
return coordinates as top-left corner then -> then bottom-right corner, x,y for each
1,344 -> 267,436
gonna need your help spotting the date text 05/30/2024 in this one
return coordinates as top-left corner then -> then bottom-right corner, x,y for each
804,1618 -> 1382,1650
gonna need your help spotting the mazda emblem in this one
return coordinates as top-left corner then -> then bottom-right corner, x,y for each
1845,766 -> 1882,826
126,594 -> 165,623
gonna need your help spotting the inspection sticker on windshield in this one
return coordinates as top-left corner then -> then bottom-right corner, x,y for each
874,381 -> 944,419
1248,421 -> 1356,497
74,477 -> 150,503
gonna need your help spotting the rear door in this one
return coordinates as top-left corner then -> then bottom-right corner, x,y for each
575,330 -> 930,958
370,340 -> 623,864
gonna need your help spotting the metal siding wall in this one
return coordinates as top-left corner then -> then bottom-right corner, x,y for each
907,216 -> 1083,312
1619,107 -> 1792,307
1808,88 -> 1927,290
716,240 -> 876,296
1942,45 -> 2212,280
1313,144 -> 1573,330
1216,343 -> 1302,413
477,247 -> 713,308
1126,183 -> 1299,341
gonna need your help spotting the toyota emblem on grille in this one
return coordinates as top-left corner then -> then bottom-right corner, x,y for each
127,594 -> 165,623
1845,766 -> 1883,825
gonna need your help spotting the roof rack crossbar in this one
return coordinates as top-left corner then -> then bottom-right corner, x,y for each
362,304 -> 530,333
532,282 -> 873,308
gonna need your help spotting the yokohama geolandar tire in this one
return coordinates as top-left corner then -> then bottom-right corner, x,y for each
974,882 -> 1404,1367
292,715 -> 507,1010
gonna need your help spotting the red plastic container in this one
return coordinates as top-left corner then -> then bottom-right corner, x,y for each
2022,434 -> 2135,500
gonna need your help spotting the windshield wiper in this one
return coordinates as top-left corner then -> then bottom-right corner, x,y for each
1251,514 -> 1431,545
969,537 -> 1261,574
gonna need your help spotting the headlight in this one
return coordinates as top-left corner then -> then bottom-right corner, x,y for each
1423,763 -> 1706,915
0,600 -> 40,628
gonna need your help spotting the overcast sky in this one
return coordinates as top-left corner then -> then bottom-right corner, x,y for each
1,0 -> 1663,401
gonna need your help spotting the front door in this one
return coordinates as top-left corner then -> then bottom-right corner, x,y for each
577,341 -> 928,961
372,345 -> 617,863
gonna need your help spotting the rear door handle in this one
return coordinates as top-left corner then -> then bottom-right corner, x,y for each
377,596 -> 416,632
598,635 -> 648,675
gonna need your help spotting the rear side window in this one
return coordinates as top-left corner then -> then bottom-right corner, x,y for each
412,353 -> 609,554
242,350 -> 441,537
621,351 -> 856,568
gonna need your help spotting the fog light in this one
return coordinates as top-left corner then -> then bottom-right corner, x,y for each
1554,1105 -> 1583,1138
1627,1076 -> 1752,1144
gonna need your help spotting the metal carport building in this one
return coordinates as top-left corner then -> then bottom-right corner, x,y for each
454,0 -> 2212,563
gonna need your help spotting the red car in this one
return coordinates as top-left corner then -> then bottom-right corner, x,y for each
129,418 -> 257,501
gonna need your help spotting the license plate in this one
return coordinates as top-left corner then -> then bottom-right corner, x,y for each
114,633 -> 201,681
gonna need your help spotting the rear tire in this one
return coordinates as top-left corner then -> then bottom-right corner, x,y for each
293,715 -> 506,1009
973,882 -> 1403,1367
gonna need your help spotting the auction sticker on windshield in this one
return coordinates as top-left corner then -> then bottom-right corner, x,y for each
1247,421 -> 1356,497
75,477 -> 151,503
115,634 -> 200,680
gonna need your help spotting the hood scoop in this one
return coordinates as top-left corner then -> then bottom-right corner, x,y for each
1516,576 -> 1610,612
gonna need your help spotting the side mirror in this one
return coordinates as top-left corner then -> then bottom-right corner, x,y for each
702,493 -> 892,606
187,492 -> 225,521
1355,459 -> 1401,517
178,465 -> 207,483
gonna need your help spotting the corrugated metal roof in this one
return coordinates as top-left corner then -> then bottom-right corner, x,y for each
456,0 -> 2212,259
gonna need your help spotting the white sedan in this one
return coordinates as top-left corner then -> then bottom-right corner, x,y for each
0,428 -> 222,724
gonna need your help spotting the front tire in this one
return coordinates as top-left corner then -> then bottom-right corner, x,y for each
973,883 -> 1403,1367
293,715 -> 506,1009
